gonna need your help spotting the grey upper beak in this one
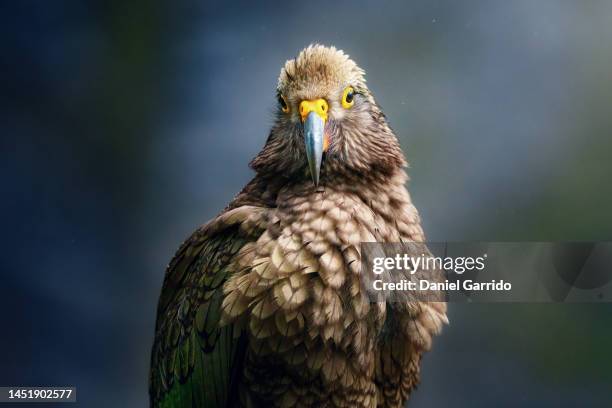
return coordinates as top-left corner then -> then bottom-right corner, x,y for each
303,111 -> 325,186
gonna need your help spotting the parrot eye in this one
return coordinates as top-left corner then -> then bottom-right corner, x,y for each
278,95 -> 289,113
342,86 -> 355,109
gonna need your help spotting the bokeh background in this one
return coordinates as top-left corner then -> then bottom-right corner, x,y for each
2,0 -> 612,406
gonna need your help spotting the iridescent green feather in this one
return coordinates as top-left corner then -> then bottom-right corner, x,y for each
150,224 -> 254,407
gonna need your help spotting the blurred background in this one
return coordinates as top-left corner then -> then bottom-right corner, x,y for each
2,0 -> 612,406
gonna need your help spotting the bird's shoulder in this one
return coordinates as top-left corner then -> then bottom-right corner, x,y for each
150,203 -> 269,406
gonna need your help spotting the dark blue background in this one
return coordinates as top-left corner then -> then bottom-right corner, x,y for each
2,1 -> 611,406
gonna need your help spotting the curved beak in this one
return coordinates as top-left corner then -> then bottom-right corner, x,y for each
303,111 -> 325,186
300,99 -> 329,186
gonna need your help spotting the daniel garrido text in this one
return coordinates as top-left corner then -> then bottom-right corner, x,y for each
371,278 -> 512,292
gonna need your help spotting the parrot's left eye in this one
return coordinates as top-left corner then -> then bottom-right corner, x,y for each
278,95 -> 289,113
342,86 -> 355,109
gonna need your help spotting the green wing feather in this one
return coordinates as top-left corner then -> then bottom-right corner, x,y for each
150,218 -> 257,408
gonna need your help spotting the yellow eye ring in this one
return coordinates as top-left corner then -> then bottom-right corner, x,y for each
342,86 -> 355,109
278,95 -> 290,113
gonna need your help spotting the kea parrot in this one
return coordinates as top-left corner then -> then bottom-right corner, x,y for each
150,44 -> 448,408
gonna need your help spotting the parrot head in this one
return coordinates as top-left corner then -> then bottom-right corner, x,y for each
250,44 -> 406,187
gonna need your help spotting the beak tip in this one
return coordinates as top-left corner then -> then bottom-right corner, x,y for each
308,163 -> 320,186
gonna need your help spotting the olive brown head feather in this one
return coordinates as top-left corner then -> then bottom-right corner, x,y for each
251,44 -> 406,186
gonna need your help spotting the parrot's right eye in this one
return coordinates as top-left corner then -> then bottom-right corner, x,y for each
278,95 -> 289,113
